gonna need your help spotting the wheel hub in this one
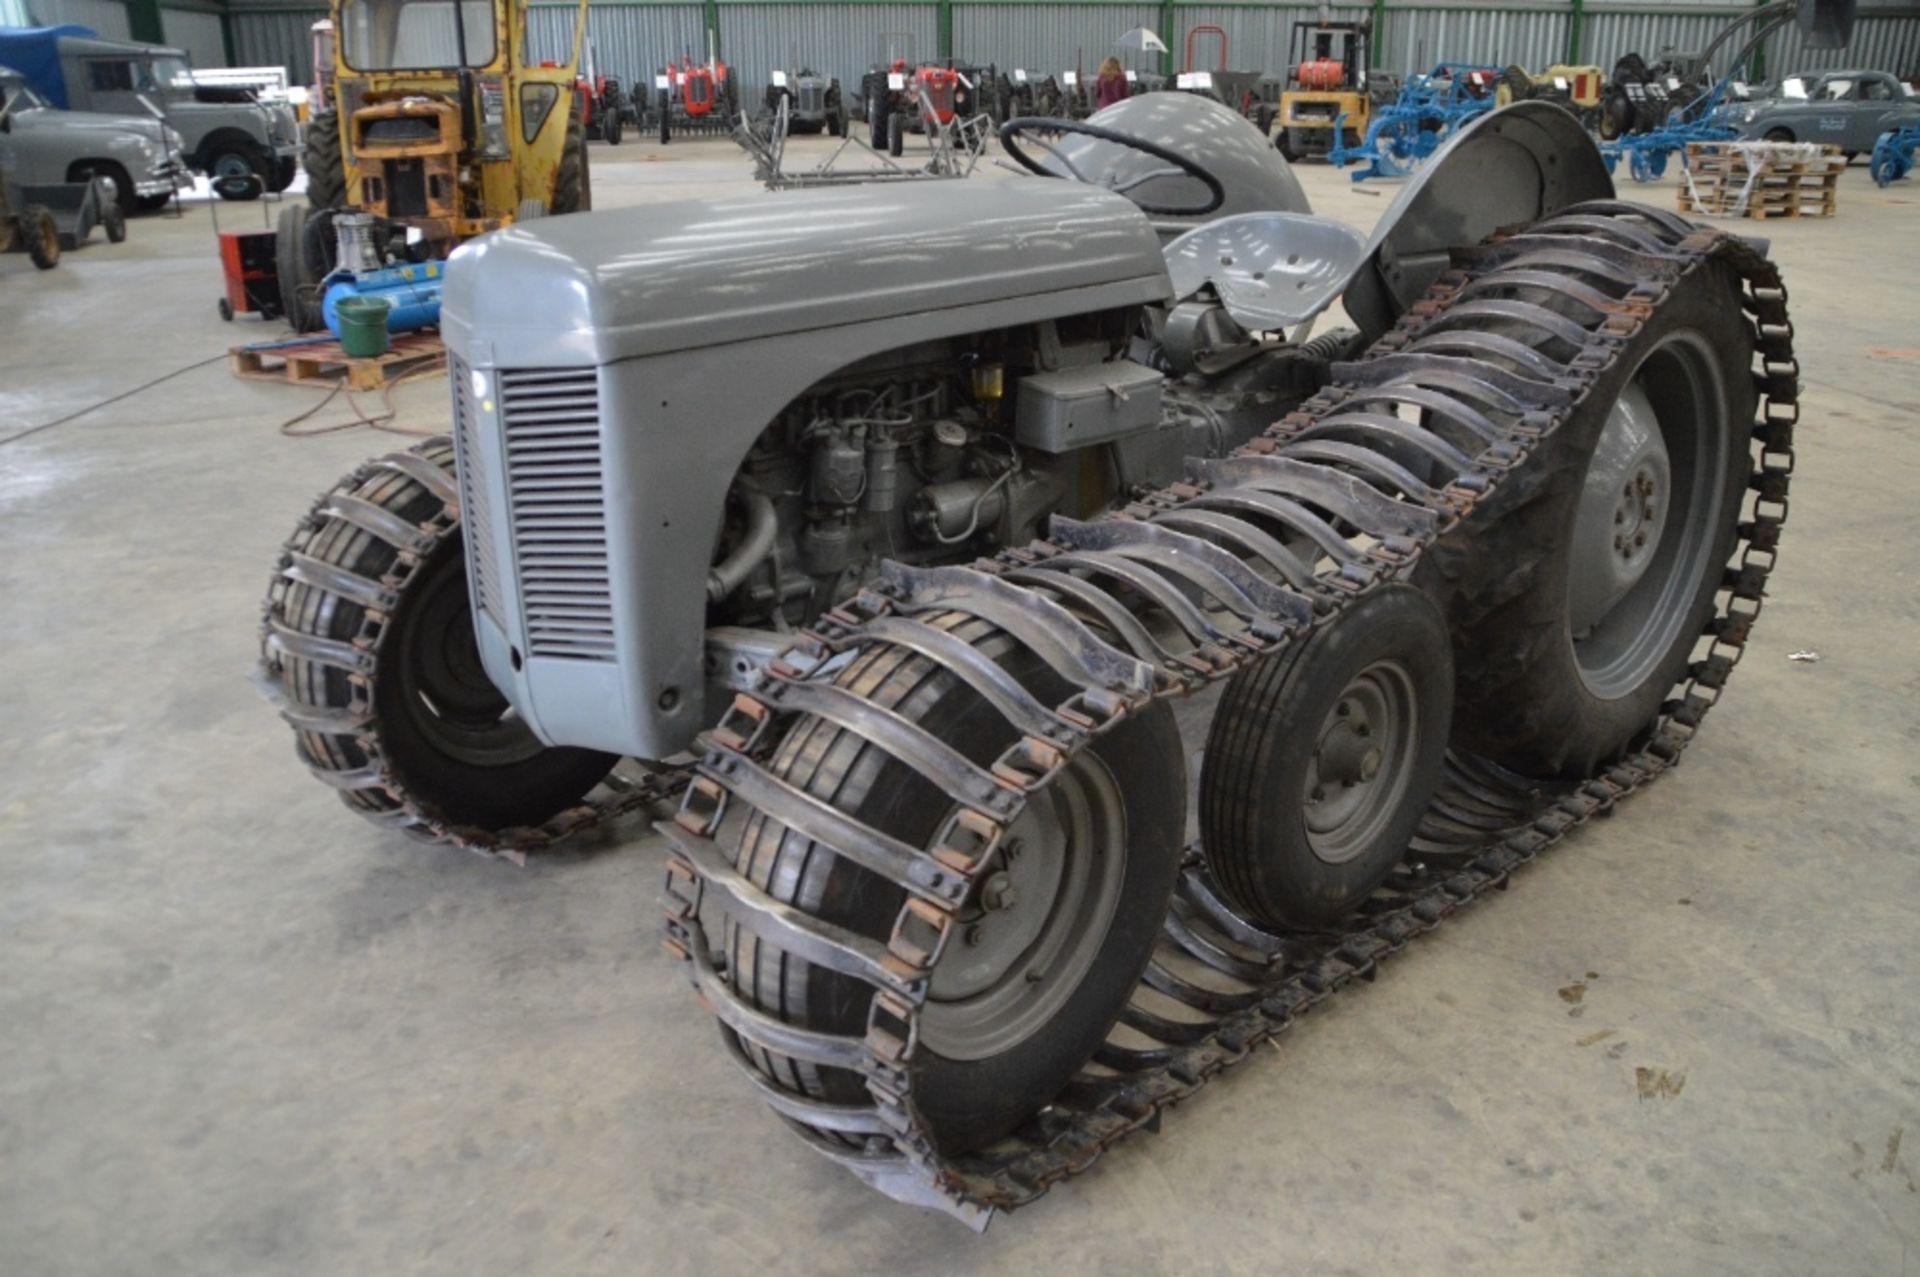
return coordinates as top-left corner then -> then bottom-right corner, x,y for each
1569,381 -> 1670,635
1304,661 -> 1420,866
922,754 -> 1127,1060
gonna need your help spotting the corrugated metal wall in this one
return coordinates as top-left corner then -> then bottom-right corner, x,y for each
162,6 -> 227,64
230,8 -> 328,84
202,1 -> 1920,107
719,3 -> 936,100
24,0 -> 133,40
1384,7 -> 1564,74
525,2 -> 708,76
1765,8 -> 1920,75
950,4 -> 1158,77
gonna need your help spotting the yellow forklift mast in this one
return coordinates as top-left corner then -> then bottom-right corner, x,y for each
1277,19 -> 1374,162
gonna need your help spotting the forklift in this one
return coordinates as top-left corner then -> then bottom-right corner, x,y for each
277,0 -> 593,331
1276,17 -> 1377,162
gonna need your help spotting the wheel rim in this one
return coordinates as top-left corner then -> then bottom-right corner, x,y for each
214,153 -> 253,181
392,551 -> 547,768
1303,660 -> 1421,865
1568,332 -> 1730,699
922,752 -> 1128,1060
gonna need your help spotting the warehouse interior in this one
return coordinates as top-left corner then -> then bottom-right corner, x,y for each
2,0 -> 1918,1273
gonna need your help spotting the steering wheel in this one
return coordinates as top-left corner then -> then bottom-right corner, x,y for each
997,116 -> 1227,218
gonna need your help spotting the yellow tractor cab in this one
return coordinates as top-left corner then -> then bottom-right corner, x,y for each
278,0 -> 590,331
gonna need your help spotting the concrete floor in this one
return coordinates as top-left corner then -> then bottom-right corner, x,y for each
2,134 -> 1917,1277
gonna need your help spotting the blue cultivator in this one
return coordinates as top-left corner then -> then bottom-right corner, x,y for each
1871,123 -> 1919,187
1332,63 -> 1499,181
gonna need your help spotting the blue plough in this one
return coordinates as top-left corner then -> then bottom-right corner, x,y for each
1870,123 -> 1919,187
1331,63 -> 1500,182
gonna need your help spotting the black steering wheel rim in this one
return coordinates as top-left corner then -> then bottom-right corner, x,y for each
997,115 -> 1227,217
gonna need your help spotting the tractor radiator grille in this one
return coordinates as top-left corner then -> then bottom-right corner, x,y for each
448,354 -> 505,626
797,83 -> 824,113
499,368 -> 616,663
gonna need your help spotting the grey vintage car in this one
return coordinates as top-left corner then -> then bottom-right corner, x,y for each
18,32 -> 300,196
1725,68 -> 1920,154
0,65 -> 185,213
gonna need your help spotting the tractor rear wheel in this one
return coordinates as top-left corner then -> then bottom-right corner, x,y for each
1417,249 -> 1756,779
260,438 -> 617,839
304,112 -> 347,208
552,102 -> 590,214
23,206 -> 59,270
717,617 -> 1185,1154
888,111 -> 907,157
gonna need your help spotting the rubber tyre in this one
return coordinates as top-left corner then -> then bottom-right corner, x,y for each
1764,127 -> 1794,144
23,207 -> 59,269
1275,128 -> 1299,161
868,99 -> 887,150
70,161 -> 134,217
552,101 -> 590,213
275,202 -> 328,334
722,616 -> 1185,1154
134,193 -> 172,213
265,439 -> 617,833
602,107 -> 623,145
211,141 -> 271,199
100,190 -> 127,243
888,110 -> 906,157
304,112 -> 347,208
1415,254 -> 1756,779
1201,586 -> 1453,931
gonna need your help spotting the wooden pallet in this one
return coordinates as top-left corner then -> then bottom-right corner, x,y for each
1680,141 -> 1843,219
230,331 -> 447,391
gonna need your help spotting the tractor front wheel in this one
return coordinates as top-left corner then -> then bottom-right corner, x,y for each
259,438 -> 617,839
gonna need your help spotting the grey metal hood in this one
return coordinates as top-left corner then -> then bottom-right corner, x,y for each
442,182 -> 1171,367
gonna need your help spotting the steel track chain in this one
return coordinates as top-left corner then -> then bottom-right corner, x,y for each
659,200 -> 1798,1227
255,439 -> 689,863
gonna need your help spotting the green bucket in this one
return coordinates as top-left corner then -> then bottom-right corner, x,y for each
335,295 -> 392,358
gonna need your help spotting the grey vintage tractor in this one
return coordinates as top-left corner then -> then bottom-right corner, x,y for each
765,67 -> 848,136
258,0 -> 1836,1212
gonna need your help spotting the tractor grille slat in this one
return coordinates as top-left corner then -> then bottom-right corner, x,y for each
499,368 -> 615,663
448,353 -> 505,626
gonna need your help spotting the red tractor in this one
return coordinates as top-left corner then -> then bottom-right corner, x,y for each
863,60 -> 976,157
572,41 -> 631,145
658,52 -> 737,143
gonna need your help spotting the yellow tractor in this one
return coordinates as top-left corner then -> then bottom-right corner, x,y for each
1495,63 -> 1605,130
278,0 -> 591,331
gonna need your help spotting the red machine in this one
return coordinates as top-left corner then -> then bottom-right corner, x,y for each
216,230 -> 281,322
911,64 -> 962,126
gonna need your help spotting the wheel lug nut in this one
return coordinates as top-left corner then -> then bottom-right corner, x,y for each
964,924 -> 982,947
1310,787 -> 1326,803
1336,702 -> 1350,717
981,871 -> 1017,912
1359,749 -> 1382,781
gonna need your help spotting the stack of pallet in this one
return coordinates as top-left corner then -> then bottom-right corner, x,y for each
1678,141 -> 1844,220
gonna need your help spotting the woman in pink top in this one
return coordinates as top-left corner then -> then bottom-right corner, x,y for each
1095,57 -> 1131,110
